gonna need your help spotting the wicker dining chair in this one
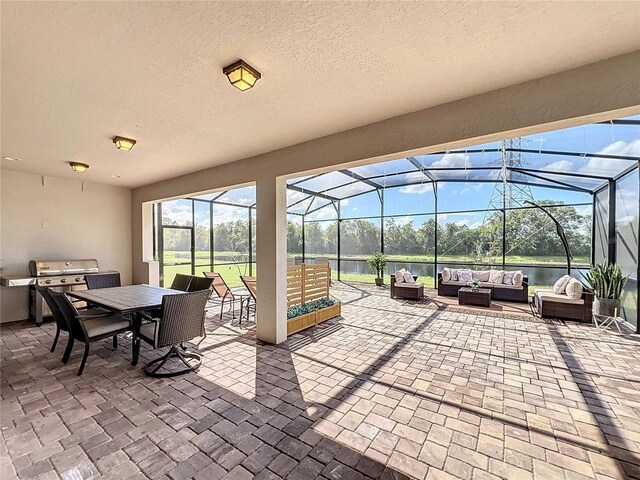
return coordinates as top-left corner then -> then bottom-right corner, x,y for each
85,272 -> 121,290
170,273 -> 192,291
138,290 -> 210,377
50,291 -> 132,375
187,275 -> 214,293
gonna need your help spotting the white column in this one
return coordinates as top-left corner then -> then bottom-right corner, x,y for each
255,176 -> 288,344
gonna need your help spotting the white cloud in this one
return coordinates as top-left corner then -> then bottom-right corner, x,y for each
399,183 -> 433,195
579,140 -> 640,176
599,139 -> 640,157
469,222 -> 483,229
544,160 -> 573,172
455,219 -> 469,227
431,152 -> 469,168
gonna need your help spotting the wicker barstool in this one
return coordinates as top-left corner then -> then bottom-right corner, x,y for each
138,290 -> 210,377
85,272 -> 121,289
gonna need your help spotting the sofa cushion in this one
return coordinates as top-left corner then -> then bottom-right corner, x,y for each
442,268 -> 451,282
488,270 -> 504,283
512,271 -> 524,287
458,269 -> 473,283
552,275 -> 572,294
535,289 -> 584,305
565,279 -> 584,300
502,271 -> 515,285
472,270 -> 490,282
396,282 -> 423,289
486,282 -> 521,290
450,269 -> 459,281
395,269 -> 406,283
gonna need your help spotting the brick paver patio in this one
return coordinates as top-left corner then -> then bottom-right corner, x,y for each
2,282 -> 640,479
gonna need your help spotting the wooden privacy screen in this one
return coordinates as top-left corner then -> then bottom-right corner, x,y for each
287,262 -> 330,307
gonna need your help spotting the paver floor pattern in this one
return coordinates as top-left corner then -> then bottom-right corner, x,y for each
1,282 -> 640,480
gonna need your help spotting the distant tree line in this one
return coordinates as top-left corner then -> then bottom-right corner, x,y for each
162,201 -> 591,262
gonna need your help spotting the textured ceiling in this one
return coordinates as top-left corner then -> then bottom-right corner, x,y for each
2,1 -> 639,188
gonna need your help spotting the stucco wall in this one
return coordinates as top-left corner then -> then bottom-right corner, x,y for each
0,171 -> 132,323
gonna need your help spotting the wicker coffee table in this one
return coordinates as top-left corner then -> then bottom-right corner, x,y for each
458,287 -> 491,308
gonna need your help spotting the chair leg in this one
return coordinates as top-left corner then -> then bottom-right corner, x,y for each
78,343 -> 90,376
51,327 -> 61,353
220,298 -> 225,319
144,345 -> 202,378
112,335 -> 118,350
62,337 -> 74,364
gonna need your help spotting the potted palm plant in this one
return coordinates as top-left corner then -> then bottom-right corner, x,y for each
367,252 -> 388,287
581,263 -> 628,317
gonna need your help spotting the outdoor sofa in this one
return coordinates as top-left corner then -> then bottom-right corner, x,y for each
437,268 -> 529,303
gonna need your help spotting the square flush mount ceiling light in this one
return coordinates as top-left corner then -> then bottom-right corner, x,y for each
113,136 -> 136,151
69,162 -> 89,172
223,60 -> 261,91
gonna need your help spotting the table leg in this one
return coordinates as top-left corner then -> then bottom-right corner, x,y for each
131,313 -> 141,366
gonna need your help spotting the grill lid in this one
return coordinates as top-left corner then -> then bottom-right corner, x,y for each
29,259 -> 99,277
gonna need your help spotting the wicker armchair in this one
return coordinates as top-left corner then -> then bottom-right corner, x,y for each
50,291 -> 132,375
138,290 -> 210,377
86,272 -> 121,289
390,275 -> 424,300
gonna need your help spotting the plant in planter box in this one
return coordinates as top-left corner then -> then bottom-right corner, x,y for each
367,252 -> 388,287
581,263 -> 628,317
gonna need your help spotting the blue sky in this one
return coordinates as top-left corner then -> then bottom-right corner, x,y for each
162,116 -> 639,227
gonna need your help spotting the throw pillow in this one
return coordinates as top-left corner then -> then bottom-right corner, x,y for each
458,269 -> 473,283
502,271 -> 515,285
565,279 -> 583,300
450,269 -> 459,281
472,270 -> 490,282
512,271 -> 524,287
488,270 -> 504,284
394,269 -> 406,283
403,271 -> 416,283
552,275 -> 572,294
442,268 -> 451,282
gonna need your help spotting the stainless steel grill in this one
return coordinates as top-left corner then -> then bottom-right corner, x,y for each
1,259 -> 118,325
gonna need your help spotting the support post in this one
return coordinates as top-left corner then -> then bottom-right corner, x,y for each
248,206 -> 253,276
256,177 -> 288,344
607,180 -> 617,263
337,200 -> 341,282
302,215 -> 306,263
433,183 -> 438,288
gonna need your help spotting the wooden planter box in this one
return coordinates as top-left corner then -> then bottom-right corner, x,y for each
287,303 -> 341,335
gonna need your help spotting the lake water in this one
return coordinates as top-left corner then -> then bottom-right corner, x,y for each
299,257 -> 588,289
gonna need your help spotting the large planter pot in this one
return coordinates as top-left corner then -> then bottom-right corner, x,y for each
375,278 -> 384,287
594,297 -> 620,317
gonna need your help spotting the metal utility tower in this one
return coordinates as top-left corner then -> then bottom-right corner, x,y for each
486,138 -> 533,211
